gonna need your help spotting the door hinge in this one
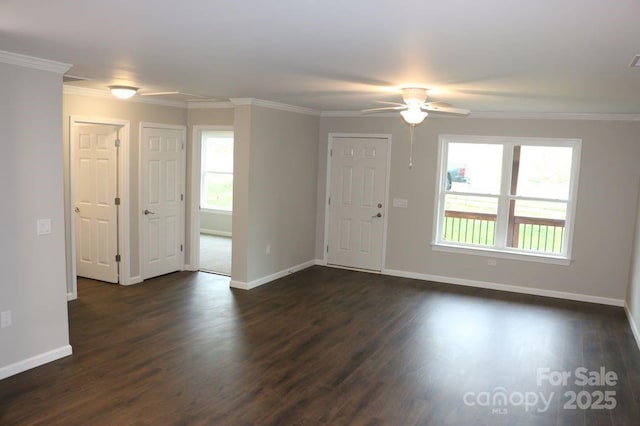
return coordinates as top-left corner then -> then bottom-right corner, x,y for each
330,149 -> 333,157
115,139 -> 121,148
328,197 -> 331,205
326,245 -> 329,253
180,244 -> 183,252
114,197 -> 120,206
115,254 -> 121,262
181,194 -> 184,201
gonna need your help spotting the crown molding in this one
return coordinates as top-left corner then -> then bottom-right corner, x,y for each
468,111 -> 640,121
230,98 -> 319,116
0,50 -> 71,74
320,110 -> 640,121
187,101 -> 234,109
63,85 -> 187,108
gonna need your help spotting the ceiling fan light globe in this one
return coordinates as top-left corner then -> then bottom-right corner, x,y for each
400,108 -> 428,125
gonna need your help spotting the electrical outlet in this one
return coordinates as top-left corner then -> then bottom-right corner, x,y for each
266,244 -> 271,255
1,310 -> 11,328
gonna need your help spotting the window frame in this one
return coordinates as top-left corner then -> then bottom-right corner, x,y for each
432,135 -> 581,264
200,131 -> 234,213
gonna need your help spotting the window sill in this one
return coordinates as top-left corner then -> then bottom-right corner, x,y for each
431,243 -> 572,266
200,208 -> 232,215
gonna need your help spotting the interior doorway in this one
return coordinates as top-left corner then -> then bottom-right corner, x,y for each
68,116 -> 131,300
191,126 -> 233,276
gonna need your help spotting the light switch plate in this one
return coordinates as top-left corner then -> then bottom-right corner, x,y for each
37,218 -> 52,235
393,198 -> 408,208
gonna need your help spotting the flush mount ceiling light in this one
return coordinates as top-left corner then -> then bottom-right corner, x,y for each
109,85 -> 138,99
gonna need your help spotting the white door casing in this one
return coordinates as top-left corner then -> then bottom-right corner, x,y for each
72,124 -> 120,283
326,136 -> 391,271
141,124 -> 186,280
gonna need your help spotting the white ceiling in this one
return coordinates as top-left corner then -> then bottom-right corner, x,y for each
2,0 -> 640,114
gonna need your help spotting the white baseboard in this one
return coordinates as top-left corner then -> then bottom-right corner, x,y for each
200,229 -> 232,238
67,292 -> 76,301
0,345 -> 72,380
121,275 -> 143,286
382,268 -> 625,307
230,260 -> 316,290
624,303 -> 640,351
314,259 -> 326,266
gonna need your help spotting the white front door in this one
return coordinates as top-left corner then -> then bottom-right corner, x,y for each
73,124 -> 120,283
327,136 -> 390,271
141,125 -> 186,279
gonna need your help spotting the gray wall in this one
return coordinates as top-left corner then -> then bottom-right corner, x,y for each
200,211 -> 232,235
0,62 -> 71,373
233,105 -> 319,284
317,116 -> 640,302
626,185 -> 640,343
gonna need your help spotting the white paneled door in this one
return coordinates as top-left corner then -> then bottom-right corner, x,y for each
73,124 -> 120,283
327,137 -> 390,271
141,125 -> 186,280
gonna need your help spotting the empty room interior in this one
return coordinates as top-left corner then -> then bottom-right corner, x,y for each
2,1 -> 640,424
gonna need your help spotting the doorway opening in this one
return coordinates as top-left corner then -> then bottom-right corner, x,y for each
68,117 -> 131,300
195,128 -> 233,276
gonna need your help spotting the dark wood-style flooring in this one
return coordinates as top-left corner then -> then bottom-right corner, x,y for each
1,266 -> 639,425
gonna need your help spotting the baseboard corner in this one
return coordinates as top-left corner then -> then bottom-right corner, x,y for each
0,345 -> 72,381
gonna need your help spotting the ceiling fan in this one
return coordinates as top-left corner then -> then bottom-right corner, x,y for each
363,87 -> 470,168
362,87 -> 470,125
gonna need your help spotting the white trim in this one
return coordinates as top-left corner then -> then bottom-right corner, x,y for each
0,50 -> 71,73
624,303 -> 640,351
67,292 -> 75,301
200,229 -> 232,237
0,345 -> 72,380
382,268 -> 624,307
230,260 -> 316,290
68,116 -> 132,298
124,275 -> 143,286
229,98 -> 319,116
319,110 -> 640,122
314,258 -> 326,266
139,123 -> 187,280
191,125 -> 235,272
323,133 -> 393,270
187,101 -> 234,109
431,244 -> 572,266
63,85 -> 187,108
468,111 -> 640,121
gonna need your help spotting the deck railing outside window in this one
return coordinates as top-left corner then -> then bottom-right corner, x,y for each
443,210 -> 565,254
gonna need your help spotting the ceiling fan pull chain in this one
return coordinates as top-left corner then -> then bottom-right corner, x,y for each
409,123 -> 415,168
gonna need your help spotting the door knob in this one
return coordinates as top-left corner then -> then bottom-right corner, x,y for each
144,209 -> 156,215
378,203 -> 383,208
75,207 -> 80,213
372,212 -> 382,218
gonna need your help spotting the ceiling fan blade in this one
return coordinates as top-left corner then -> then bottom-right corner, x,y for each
423,105 -> 470,115
376,100 -> 407,107
361,106 -> 407,113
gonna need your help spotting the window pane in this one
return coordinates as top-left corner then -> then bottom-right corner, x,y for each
203,173 -> 233,210
205,137 -> 233,173
515,146 -> 572,199
508,200 -> 567,253
447,143 -> 503,194
443,195 -> 498,246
